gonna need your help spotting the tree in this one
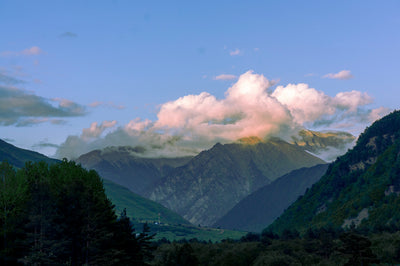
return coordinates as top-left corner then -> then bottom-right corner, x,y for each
338,232 -> 379,265
0,162 -> 28,264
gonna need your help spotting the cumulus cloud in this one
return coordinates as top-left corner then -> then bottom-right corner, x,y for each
56,70 -> 387,159
214,74 -> 237,80
323,70 -> 354,80
0,86 -> 86,126
1,46 -> 43,57
230,49 -> 241,56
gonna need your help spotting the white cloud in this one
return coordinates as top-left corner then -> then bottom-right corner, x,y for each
323,70 -> 354,80
214,74 -> 237,80
56,70 -> 387,159
230,49 -> 241,56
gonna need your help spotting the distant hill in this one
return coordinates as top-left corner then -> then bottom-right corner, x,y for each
214,164 -> 329,232
0,139 -> 60,168
0,139 -> 190,227
76,146 -> 193,195
268,110 -> 400,234
147,139 -> 325,226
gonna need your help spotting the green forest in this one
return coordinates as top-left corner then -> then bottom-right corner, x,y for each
2,161 -> 400,265
0,160 -> 154,265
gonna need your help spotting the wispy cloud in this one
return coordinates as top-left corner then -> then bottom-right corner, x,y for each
323,70 -> 354,80
56,71 -> 388,160
59,31 -> 78,38
89,101 -> 125,110
0,72 -> 25,85
304,73 -> 316,77
0,86 -> 86,126
1,46 -> 44,57
32,140 -> 60,149
214,74 -> 237,80
229,48 -> 241,56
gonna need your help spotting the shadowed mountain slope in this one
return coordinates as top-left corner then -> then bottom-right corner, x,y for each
214,163 -> 329,232
0,139 -> 60,168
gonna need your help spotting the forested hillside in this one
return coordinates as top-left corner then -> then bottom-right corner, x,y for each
268,110 -> 400,234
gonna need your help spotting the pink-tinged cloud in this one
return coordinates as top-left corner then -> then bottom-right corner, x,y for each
214,74 -> 237,80
323,70 -> 354,80
230,49 -> 241,56
56,71 -> 388,159
1,46 -> 43,57
81,120 -> 117,140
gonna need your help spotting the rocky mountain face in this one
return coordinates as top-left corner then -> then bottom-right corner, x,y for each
291,130 -> 356,161
268,110 -> 400,234
214,163 -> 329,232
147,139 -> 325,226
76,146 -> 192,195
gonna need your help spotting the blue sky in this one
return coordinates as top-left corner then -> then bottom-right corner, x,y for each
1,0 -> 399,158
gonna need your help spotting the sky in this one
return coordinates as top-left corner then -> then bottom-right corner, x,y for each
1,0 -> 399,159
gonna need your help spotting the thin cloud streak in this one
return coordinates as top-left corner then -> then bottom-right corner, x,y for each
89,101 -> 125,110
214,74 -> 237,80
1,46 -> 43,57
323,70 -> 354,80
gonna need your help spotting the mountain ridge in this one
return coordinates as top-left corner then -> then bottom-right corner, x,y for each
147,139 -> 325,226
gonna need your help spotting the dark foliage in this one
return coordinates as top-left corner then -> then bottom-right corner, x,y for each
0,160 -> 154,265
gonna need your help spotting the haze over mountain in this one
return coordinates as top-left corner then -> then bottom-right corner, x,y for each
147,138 -> 325,226
214,163 -> 329,232
268,110 -> 400,234
76,146 -> 192,195
291,130 -> 355,161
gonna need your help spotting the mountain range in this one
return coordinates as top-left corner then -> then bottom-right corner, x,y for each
76,132 -> 354,227
147,139 -> 325,226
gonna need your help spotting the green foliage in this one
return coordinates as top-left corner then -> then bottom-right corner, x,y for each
0,160 -> 153,265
